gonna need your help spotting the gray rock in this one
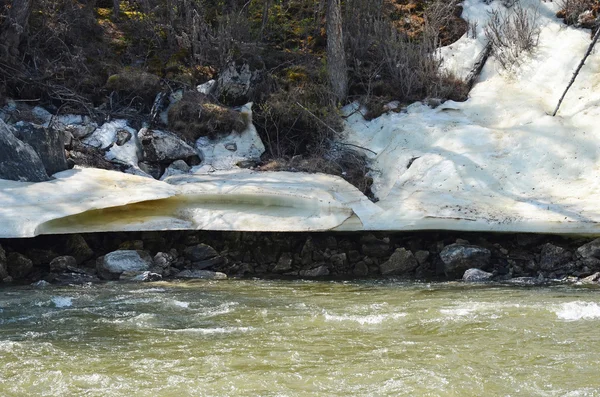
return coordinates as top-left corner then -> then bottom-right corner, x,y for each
176,269 -> 227,279
353,261 -> 369,277
330,253 -> 348,268
120,270 -> 162,282
463,268 -> 494,282
7,252 -> 33,279
138,161 -> 163,179
224,142 -> 237,151
116,129 -> 132,146
13,122 -> 68,176
540,243 -> 571,271
160,159 -> 191,180
154,252 -> 176,268
273,252 -> 293,273
299,265 -> 329,277
577,238 -> 600,259
380,248 -> 418,275
184,244 -> 218,262
0,119 -> 50,182
98,250 -> 153,280
360,234 -> 390,257
49,256 -> 77,272
440,244 -> 491,277
0,245 -> 8,280
191,256 -> 224,270
64,234 -> 94,264
581,272 -> 600,284
138,128 -> 199,165
415,250 -> 430,265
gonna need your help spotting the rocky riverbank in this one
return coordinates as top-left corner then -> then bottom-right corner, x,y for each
2,231 -> 600,286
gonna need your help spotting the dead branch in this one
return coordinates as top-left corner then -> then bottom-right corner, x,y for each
552,25 -> 600,116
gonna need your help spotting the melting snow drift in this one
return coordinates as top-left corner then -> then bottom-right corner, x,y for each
2,0 -> 600,237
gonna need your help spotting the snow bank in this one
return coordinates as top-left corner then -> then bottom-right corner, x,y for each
2,0 -> 600,237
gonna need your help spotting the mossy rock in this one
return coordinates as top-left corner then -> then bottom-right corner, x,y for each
168,91 -> 247,142
105,69 -> 161,106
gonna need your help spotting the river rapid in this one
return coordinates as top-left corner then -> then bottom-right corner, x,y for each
1,279 -> 600,396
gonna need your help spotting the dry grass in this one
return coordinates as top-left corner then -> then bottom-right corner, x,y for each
167,91 -> 248,142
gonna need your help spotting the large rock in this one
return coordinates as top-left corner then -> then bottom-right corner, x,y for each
49,256 -> 77,272
7,252 -> 33,279
440,244 -> 491,277
138,128 -> 199,165
299,265 -> 329,277
13,122 -> 68,176
97,250 -> 153,280
577,238 -> 600,259
463,268 -> 493,282
360,234 -> 390,258
64,234 -> 94,264
540,243 -> 571,271
380,248 -> 418,275
0,119 -> 49,182
184,244 -> 219,262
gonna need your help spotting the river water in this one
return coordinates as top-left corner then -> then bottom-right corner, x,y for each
1,279 -> 600,396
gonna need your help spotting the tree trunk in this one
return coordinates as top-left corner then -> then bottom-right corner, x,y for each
0,0 -> 32,62
326,0 -> 348,103
113,0 -> 120,18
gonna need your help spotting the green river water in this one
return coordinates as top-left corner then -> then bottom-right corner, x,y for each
1,279 -> 600,396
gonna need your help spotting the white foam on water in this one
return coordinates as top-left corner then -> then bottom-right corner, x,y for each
168,326 -> 253,335
323,312 -> 407,325
51,297 -> 73,308
554,301 -> 600,321
172,300 -> 190,308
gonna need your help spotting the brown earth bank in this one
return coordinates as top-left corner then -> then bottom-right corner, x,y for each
2,231 -> 600,286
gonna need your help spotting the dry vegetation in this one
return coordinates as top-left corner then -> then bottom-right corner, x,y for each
1,0 -> 469,193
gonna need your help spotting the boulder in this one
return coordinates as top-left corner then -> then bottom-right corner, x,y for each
353,261 -> 369,277
463,268 -> 494,282
273,252 -> 293,273
380,248 -> 418,275
440,244 -> 491,277
299,265 -> 330,277
577,238 -> 600,259
97,250 -> 153,280
184,244 -> 218,262
49,256 -> 77,273
64,234 -> 94,264
581,272 -> 600,284
360,234 -> 390,258
138,128 -> 200,165
539,243 -> 571,271
13,122 -> 68,176
27,249 -> 58,266
7,252 -> 33,279
0,119 -> 49,182
176,269 -> 227,279
153,251 -> 176,269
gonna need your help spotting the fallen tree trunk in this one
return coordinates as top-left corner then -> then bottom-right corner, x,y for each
552,26 -> 600,116
465,41 -> 492,91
